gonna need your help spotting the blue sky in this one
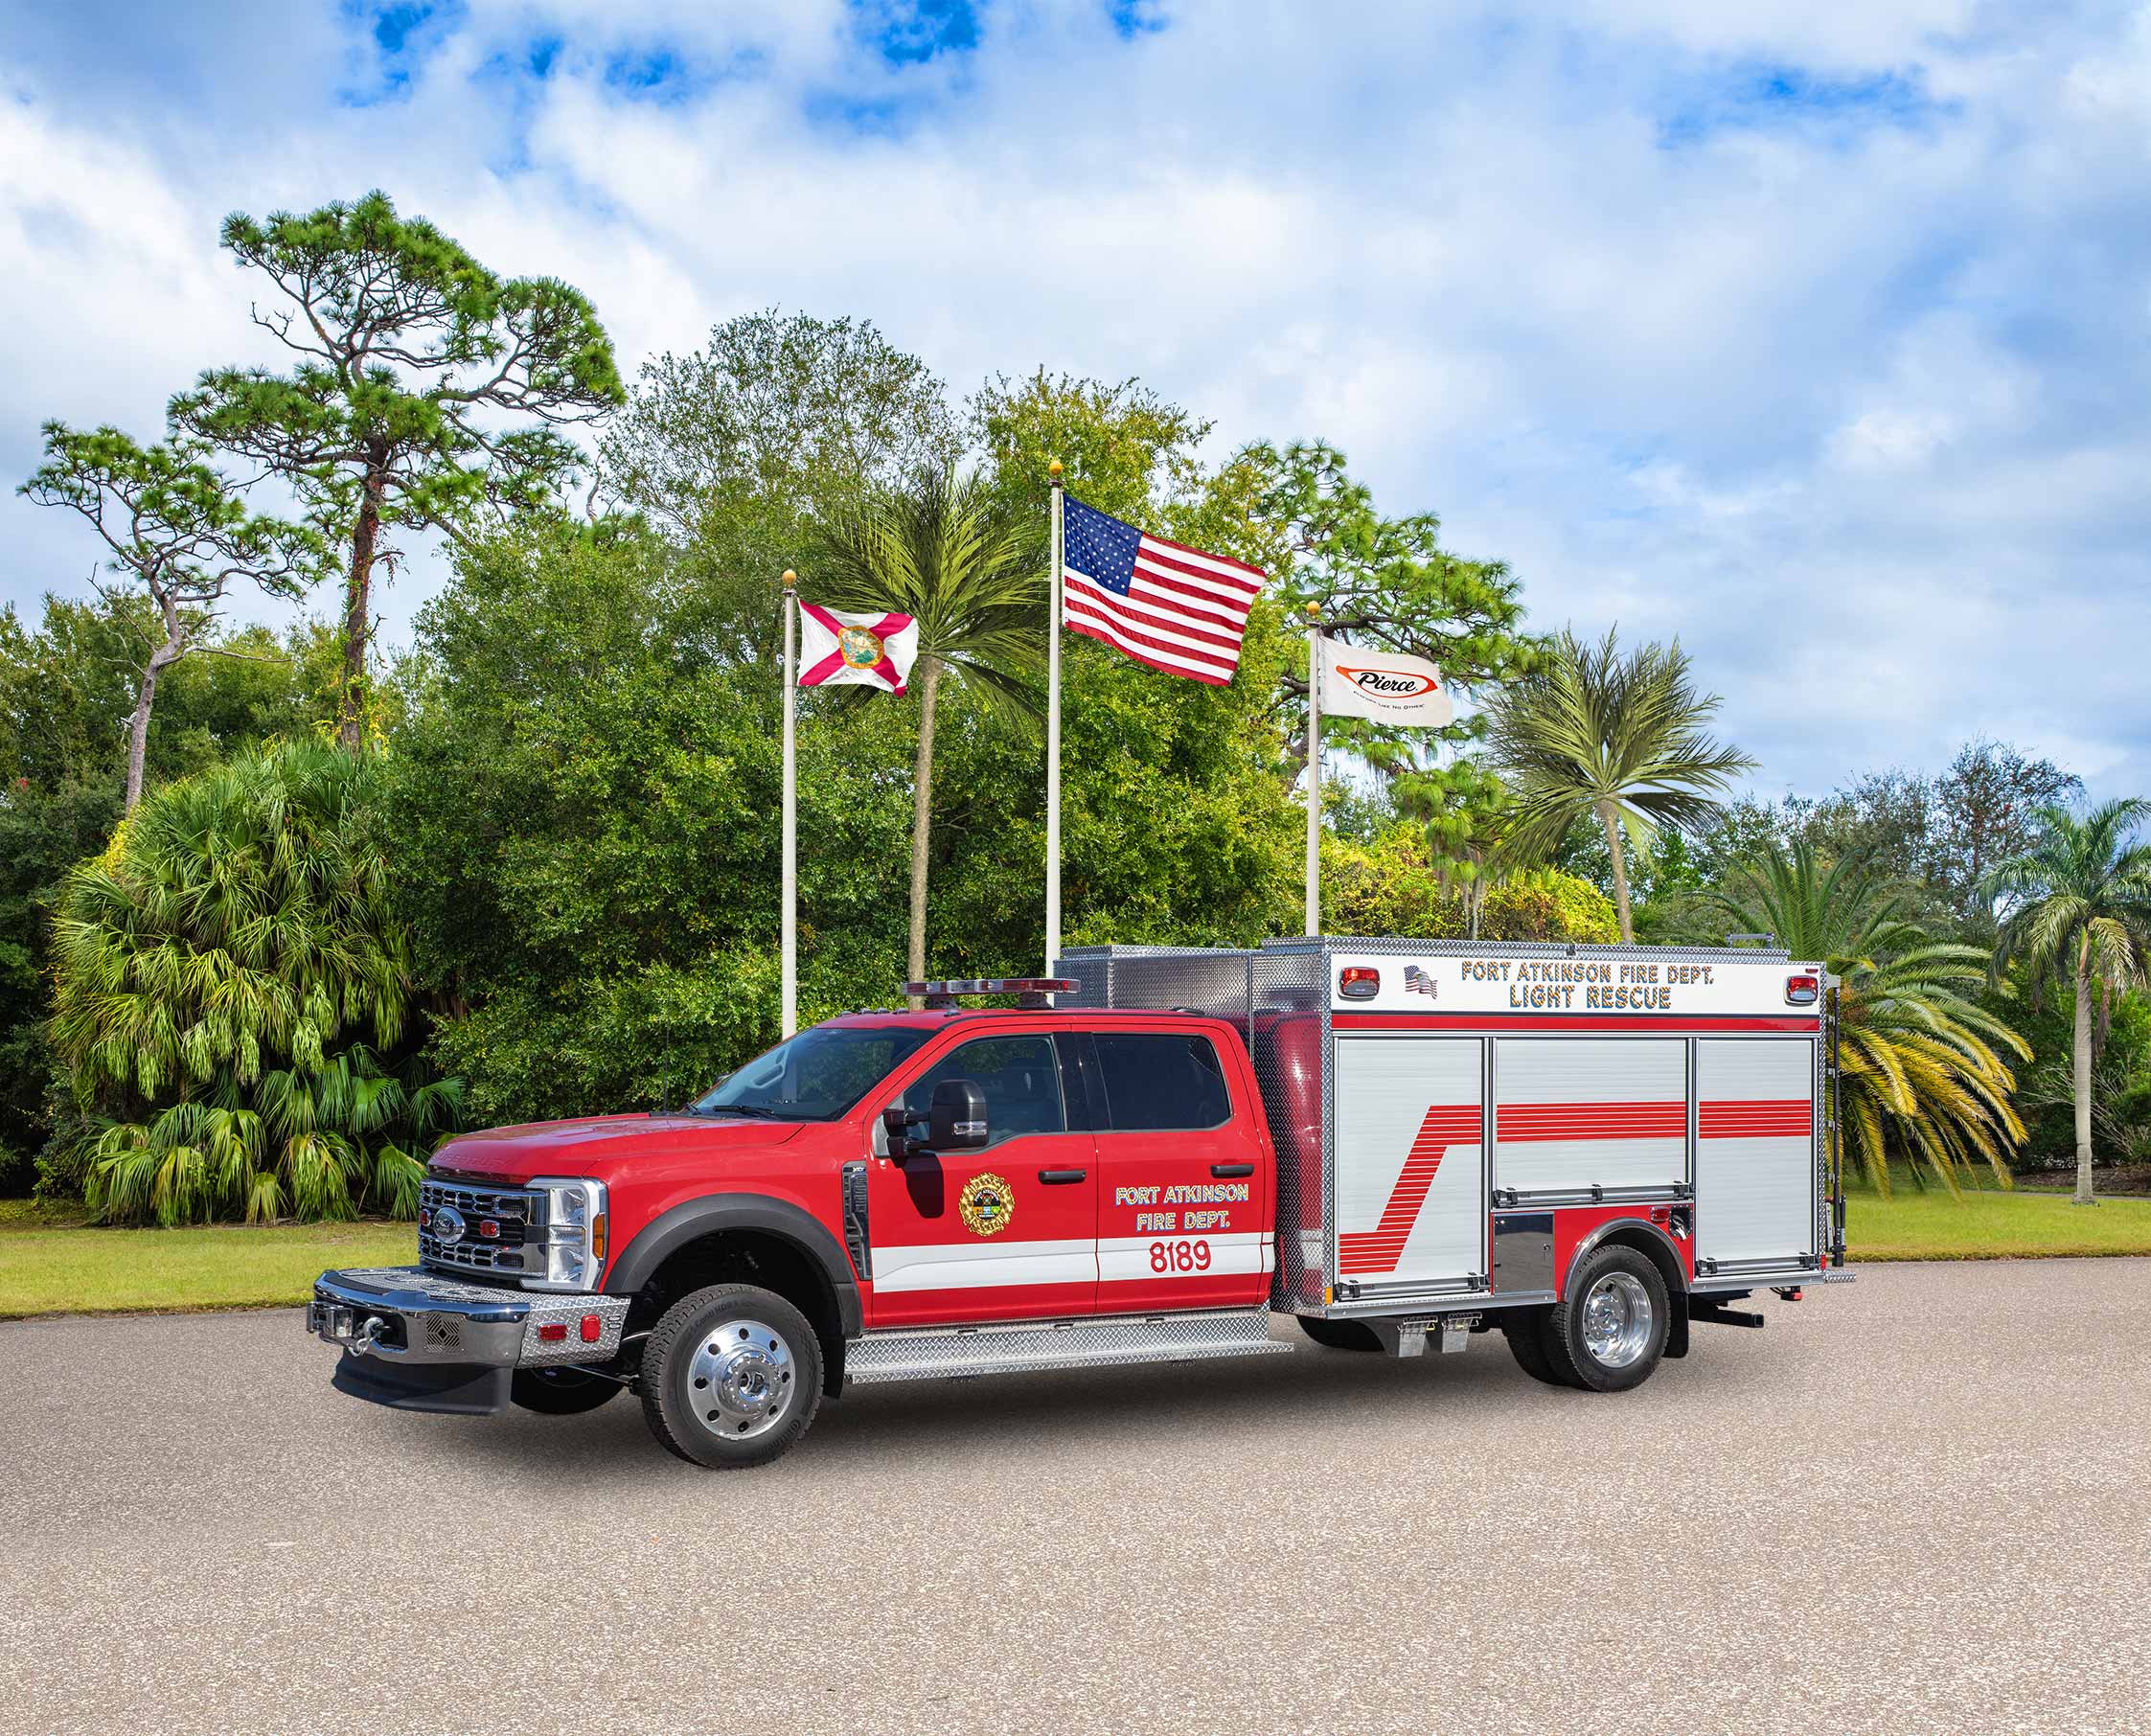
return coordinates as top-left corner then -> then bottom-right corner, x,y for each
3,0 -> 2148,801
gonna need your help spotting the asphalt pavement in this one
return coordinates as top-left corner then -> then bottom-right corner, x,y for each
3,1259 -> 2148,1736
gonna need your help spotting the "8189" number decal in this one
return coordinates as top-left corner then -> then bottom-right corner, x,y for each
1149,1239 -> 1212,1273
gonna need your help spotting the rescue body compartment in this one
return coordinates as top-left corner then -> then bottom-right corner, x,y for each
1059,937 -> 1841,1318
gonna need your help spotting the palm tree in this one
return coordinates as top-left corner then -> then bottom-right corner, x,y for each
1708,840 -> 2027,1195
1984,800 -> 2151,1204
813,468 -> 1043,992
1484,627 -> 1754,942
49,740 -> 462,1222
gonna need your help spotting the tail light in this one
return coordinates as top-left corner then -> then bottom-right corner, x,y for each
1785,973 -> 1819,1006
1339,966 -> 1380,1000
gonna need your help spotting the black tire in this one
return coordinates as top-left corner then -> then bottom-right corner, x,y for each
1500,1307 -> 1569,1386
640,1283 -> 823,1469
1297,1315 -> 1384,1352
1541,1245 -> 1670,1393
510,1365 -> 621,1415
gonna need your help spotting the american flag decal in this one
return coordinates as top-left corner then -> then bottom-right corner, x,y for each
1061,493 -> 1264,685
1404,965 -> 1437,998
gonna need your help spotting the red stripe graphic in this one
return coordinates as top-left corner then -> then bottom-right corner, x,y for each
1497,1101 -> 1686,1142
1700,1100 -> 1811,1138
1337,1104 -> 1479,1275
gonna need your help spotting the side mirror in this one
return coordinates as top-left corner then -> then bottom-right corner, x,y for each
881,1105 -> 913,1138
927,1079 -> 989,1151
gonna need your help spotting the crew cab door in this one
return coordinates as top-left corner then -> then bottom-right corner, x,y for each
1084,1027 -> 1271,1313
864,1030 -> 1098,1327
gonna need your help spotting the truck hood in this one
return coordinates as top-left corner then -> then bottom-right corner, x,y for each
428,1112 -> 807,1186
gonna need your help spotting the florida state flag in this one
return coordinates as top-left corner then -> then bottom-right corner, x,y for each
797,605 -> 920,695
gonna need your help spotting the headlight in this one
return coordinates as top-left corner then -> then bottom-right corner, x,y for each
526,1177 -> 608,1292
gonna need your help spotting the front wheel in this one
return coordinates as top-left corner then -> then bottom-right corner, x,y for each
1541,1246 -> 1670,1393
639,1284 -> 823,1469
511,1365 -> 621,1415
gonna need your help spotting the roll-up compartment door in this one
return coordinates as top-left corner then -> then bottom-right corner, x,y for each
1695,1039 -> 1817,1268
1493,1039 -> 1687,1198
1333,1038 -> 1484,1289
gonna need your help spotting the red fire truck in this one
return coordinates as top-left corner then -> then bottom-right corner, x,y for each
310,938 -> 1848,1468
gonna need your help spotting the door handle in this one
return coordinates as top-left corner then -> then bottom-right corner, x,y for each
1210,1163 -> 1255,1178
1037,1168 -> 1087,1185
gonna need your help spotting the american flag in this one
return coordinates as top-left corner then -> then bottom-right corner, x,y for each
1061,494 -> 1265,685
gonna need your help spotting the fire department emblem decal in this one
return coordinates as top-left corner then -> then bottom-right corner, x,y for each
836,625 -> 884,668
958,1172 -> 1016,1237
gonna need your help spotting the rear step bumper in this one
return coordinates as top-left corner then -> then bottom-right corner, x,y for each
844,1307 -> 1291,1386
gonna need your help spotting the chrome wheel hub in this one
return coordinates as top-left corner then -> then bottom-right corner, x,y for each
1580,1271 -> 1653,1369
687,1319 -> 797,1439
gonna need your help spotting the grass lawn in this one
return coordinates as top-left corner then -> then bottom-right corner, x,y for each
0,1200 -> 411,1318
1849,1182 -> 2151,1261
5,1174 -> 2151,1319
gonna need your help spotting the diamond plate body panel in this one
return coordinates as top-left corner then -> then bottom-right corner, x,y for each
516,1296 -> 629,1365
844,1307 -> 1290,1384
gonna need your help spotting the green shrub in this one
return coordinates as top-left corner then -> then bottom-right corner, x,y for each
1321,829 -> 1617,943
48,741 -> 460,1223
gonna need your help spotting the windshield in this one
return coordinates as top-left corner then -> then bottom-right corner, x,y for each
693,1025 -> 932,1122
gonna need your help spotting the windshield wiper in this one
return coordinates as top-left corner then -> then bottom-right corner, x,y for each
695,1102 -> 785,1118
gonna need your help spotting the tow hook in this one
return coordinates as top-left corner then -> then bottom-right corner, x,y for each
351,1314 -> 389,1357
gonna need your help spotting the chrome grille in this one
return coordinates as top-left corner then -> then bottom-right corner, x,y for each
419,1177 -> 538,1278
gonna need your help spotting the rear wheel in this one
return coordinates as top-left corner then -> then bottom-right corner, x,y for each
1297,1315 -> 1384,1352
1542,1246 -> 1670,1393
510,1365 -> 620,1415
1500,1307 -> 1567,1386
640,1284 -> 823,1469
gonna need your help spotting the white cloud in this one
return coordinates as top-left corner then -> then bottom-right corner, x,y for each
1,0 -> 2147,805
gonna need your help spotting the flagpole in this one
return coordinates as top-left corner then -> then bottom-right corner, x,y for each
781,570 -> 798,1039
1045,459 -> 1064,978
1304,601 -> 1321,937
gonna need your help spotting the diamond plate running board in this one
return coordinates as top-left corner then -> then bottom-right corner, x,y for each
844,1307 -> 1293,1386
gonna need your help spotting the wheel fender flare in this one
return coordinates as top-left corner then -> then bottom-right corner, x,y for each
1563,1219 -> 1690,1359
605,1193 -> 862,1339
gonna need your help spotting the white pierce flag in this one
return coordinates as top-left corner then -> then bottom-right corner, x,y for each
1317,637 -> 1454,727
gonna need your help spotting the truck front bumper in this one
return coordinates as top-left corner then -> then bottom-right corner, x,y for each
309,1266 -> 632,1415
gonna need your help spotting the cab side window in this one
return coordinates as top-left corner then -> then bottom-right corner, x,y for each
1091,1033 -> 1232,1131
898,1035 -> 1066,1146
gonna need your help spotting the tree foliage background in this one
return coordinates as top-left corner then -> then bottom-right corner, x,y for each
9,269 -> 2146,1212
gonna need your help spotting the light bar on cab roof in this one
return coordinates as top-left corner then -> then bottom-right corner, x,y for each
903,977 -> 1081,1010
